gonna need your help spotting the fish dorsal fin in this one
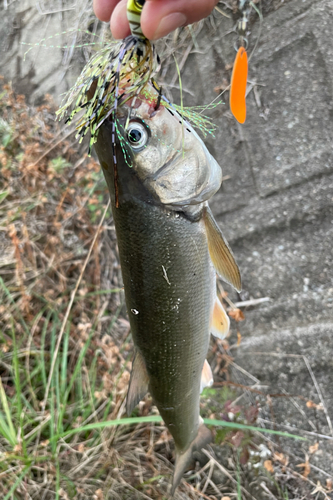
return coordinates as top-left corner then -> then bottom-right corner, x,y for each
203,205 -> 242,292
171,423 -> 212,496
126,350 -> 149,416
200,359 -> 214,393
210,297 -> 230,340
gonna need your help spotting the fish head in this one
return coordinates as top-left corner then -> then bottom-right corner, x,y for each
116,85 -> 222,207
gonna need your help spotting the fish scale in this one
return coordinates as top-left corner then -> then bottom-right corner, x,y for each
116,201 -> 213,452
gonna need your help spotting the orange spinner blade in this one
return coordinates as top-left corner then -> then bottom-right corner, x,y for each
230,47 -> 248,124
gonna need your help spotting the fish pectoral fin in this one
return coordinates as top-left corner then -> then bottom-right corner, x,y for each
210,297 -> 230,340
171,423 -> 212,496
126,350 -> 149,416
203,205 -> 242,292
200,359 -> 214,393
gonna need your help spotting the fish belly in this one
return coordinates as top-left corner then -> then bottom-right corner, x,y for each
114,197 -> 213,452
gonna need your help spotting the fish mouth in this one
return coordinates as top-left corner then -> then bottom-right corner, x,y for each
123,86 -> 164,119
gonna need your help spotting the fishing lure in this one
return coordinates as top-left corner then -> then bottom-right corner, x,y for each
57,0 -> 216,164
127,0 -> 146,39
57,0 -> 157,205
230,46 -> 248,124
57,1 -> 156,141
229,0 -> 261,124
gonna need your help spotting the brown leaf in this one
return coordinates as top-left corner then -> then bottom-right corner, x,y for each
306,400 -> 324,410
13,443 -> 22,454
274,452 -> 288,466
155,429 -> 172,446
297,454 -> 310,478
240,447 -> 250,465
237,331 -> 242,346
309,442 -> 319,454
93,489 -> 103,500
59,489 -> 70,500
244,404 -> 259,424
230,430 -> 244,447
228,308 -> 245,322
264,460 -> 274,473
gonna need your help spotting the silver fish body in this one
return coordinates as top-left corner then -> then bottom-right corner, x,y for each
94,89 -> 241,494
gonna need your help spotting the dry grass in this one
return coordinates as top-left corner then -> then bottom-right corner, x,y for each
0,78 -> 331,500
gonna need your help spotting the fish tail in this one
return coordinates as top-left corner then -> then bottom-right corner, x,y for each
171,423 -> 212,496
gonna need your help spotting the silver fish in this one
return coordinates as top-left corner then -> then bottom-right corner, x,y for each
94,85 -> 241,494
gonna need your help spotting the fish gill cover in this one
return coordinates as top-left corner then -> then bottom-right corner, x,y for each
56,1 -> 217,161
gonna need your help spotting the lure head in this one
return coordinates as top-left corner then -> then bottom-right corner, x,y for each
116,84 -> 222,207
127,0 -> 146,39
127,0 -> 145,13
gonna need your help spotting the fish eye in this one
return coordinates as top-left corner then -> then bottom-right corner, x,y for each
126,121 -> 149,151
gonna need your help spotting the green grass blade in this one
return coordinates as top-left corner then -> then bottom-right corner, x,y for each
60,324 -> 69,398
0,411 -> 15,444
0,278 -> 29,335
23,309 -> 46,410
49,316 -> 58,455
236,451 -> 242,500
204,418 -> 306,440
58,326 -> 95,428
50,415 -> 306,442
0,378 -> 16,446
11,326 -> 27,456
55,346 -> 62,435
74,288 -> 122,299
3,465 -> 31,500
0,190 -> 9,203
40,311 -> 53,390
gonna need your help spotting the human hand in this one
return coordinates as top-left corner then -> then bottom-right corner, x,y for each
93,0 -> 218,40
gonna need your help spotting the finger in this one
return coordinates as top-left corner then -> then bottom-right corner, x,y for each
93,0 -> 120,22
110,0 -> 131,39
141,0 -> 219,40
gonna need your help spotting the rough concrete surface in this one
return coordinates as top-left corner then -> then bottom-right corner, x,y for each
1,0 -> 332,492
188,0 -> 333,484
168,0 -> 333,486
0,0 -> 96,104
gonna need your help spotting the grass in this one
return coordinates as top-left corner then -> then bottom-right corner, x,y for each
0,285 -> 305,500
0,297 -> 113,497
0,328 -> 307,500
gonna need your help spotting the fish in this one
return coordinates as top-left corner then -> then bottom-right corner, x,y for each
93,83 -> 241,494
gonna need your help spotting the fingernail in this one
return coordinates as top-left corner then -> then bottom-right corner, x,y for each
152,12 -> 187,40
